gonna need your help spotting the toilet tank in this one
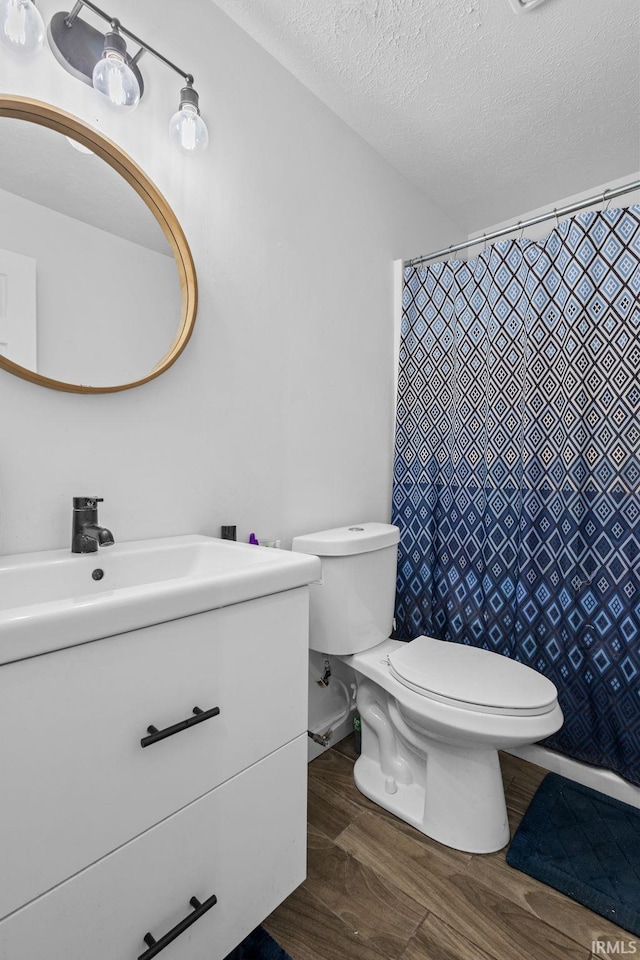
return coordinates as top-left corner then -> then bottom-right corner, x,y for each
291,523 -> 400,655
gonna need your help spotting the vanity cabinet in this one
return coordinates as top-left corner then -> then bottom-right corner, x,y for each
0,587 -> 310,960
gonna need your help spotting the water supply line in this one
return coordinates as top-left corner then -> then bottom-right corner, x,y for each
307,657 -> 356,747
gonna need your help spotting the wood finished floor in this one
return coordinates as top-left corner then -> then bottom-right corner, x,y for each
263,736 -> 632,960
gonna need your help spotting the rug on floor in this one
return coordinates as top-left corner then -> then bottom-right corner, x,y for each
506,772 -> 640,935
223,925 -> 293,960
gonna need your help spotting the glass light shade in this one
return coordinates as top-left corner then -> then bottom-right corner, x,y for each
92,51 -> 140,109
0,0 -> 44,55
65,136 -> 94,156
169,103 -> 209,154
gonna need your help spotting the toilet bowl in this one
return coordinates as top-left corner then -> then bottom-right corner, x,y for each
346,636 -> 562,852
292,522 -> 564,854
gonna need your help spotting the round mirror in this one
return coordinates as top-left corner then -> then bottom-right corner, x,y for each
0,96 -> 197,393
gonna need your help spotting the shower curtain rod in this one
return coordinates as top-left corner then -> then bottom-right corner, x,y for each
405,178 -> 640,268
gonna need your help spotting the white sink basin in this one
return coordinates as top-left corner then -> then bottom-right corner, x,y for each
0,535 -> 321,664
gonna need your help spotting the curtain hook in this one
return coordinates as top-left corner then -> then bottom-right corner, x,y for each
602,188 -> 612,212
483,233 -> 487,251
553,208 -> 560,229
517,221 -> 525,241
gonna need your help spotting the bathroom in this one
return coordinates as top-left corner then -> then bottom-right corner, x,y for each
0,0 -> 638,957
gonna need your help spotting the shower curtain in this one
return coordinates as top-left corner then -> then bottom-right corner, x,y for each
392,205 -> 640,785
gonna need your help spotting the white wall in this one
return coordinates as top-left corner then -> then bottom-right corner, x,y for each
0,0 -> 459,555
0,0 -> 461,746
0,187 -> 179,385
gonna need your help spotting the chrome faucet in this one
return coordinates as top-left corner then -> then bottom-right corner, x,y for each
71,497 -> 115,554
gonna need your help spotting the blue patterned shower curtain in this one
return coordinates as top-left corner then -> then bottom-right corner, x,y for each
392,206 -> 640,785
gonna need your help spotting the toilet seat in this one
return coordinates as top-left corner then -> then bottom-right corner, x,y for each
387,635 -> 558,716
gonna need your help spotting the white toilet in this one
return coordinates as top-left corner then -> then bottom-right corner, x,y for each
292,522 -> 564,854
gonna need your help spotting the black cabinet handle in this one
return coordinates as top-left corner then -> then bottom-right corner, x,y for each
138,893 -> 217,959
140,706 -> 220,748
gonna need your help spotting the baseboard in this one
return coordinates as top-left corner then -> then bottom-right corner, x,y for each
507,744 -> 640,809
307,712 -> 355,762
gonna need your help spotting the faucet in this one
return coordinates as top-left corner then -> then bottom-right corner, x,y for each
71,497 -> 115,554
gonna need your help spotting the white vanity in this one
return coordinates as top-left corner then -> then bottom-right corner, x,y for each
0,535 -> 321,959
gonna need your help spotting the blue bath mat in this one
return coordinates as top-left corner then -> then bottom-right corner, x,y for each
506,773 -> 640,935
223,925 -> 293,960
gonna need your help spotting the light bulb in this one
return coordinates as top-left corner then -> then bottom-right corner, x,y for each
0,0 -> 44,56
92,29 -> 140,109
169,84 -> 208,155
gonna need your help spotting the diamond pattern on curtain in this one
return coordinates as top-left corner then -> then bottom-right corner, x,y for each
392,205 -> 640,785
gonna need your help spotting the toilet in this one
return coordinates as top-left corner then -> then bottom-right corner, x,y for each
292,522 -> 564,854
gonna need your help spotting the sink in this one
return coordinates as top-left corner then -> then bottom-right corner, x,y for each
0,535 -> 321,664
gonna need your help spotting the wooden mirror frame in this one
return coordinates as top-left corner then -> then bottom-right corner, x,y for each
0,95 -> 197,393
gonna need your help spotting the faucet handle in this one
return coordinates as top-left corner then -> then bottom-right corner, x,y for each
73,497 -> 104,509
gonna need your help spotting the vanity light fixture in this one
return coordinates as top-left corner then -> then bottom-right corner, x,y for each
0,0 -> 45,56
40,0 -> 208,152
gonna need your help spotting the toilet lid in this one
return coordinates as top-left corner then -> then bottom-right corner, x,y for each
387,635 -> 558,716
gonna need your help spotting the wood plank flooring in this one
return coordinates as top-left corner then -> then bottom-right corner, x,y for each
263,736 -> 633,960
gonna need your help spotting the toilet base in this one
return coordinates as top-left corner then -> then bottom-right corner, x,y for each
353,747 -> 510,854
354,678 -> 510,853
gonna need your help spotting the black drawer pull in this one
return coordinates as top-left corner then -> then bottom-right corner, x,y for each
138,893 -> 217,959
140,705 -> 220,748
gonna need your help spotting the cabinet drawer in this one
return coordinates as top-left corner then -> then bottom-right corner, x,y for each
0,588 -> 308,919
0,735 -> 307,960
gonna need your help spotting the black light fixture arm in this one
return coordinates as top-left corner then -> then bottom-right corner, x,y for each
64,0 -> 194,84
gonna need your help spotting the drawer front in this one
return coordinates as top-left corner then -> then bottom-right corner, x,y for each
0,735 -> 307,960
0,588 -> 308,919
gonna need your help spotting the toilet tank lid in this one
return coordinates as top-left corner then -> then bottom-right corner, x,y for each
292,523 -> 400,556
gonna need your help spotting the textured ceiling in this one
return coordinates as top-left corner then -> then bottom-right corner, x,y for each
210,0 -> 640,234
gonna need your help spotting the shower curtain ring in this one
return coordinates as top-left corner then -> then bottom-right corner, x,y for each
517,221 -> 525,241
602,189 -> 612,212
553,208 -> 560,228
482,233 -> 487,251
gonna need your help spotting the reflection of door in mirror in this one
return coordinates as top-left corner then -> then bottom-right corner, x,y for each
0,247 -> 36,370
